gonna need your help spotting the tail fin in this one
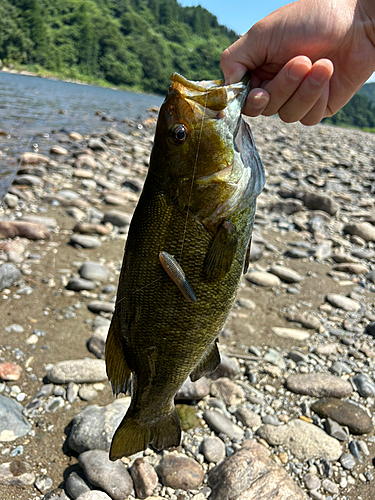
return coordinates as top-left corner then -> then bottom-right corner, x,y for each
109,407 -> 181,460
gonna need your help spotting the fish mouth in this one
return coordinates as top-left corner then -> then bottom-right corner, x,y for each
170,73 -> 251,118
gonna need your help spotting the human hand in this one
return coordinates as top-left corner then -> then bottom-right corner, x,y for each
221,0 -> 375,125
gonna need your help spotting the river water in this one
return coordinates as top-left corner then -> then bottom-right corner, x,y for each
0,71 -> 164,201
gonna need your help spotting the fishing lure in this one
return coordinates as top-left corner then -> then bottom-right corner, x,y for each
159,251 -> 197,303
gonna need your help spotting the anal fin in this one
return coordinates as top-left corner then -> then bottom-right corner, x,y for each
105,311 -> 131,395
190,340 -> 221,381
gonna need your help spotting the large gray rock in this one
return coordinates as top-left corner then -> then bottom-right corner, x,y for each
285,373 -> 352,398
0,395 -> 31,442
256,419 -> 342,461
68,398 -> 131,453
78,449 -> 133,500
47,359 -> 107,384
208,440 -> 309,500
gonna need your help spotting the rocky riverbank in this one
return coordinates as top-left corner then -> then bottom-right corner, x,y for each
0,113 -> 374,500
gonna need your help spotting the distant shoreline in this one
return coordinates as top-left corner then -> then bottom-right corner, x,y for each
0,66 -> 146,95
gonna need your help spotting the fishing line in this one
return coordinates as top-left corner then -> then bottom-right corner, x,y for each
130,89 -> 208,299
178,90 -> 208,265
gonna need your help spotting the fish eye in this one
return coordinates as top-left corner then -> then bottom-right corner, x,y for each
171,124 -> 187,145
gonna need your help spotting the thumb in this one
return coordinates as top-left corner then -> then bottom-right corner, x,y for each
221,24 -> 267,84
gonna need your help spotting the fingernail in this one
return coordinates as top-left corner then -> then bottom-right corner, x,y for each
251,94 -> 269,109
309,66 -> 329,86
288,60 -> 307,82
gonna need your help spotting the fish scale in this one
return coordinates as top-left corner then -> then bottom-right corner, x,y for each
105,73 -> 265,459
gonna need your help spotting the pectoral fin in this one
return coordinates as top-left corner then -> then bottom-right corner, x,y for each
190,340 -> 221,381
105,311 -> 132,395
203,220 -> 238,280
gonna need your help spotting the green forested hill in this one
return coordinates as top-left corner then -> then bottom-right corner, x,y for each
358,81 -> 375,104
322,91 -> 375,130
0,0 -> 238,93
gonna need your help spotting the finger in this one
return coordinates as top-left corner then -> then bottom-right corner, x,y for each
221,48 -> 249,85
242,88 -> 270,117
261,56 -> 312,116
221,24 -> 265,84
278,59 -> 334,123
300,83 -> 330,126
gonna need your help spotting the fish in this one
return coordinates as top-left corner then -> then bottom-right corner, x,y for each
105,72 -> 265,460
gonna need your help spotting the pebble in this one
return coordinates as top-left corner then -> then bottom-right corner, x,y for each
324,418 -> 349,441
35,475 -> 54,492
78,449 -> 133,500
245,271 -> 281,287
66,277 -> 96,291
351,373 -> 375,397
0,263 -> 21,290
325,294 -> 360,312
263,348 -> 286,369
203,410 -> 244,440
175,377 -> 210,400
47,359 -> 107,384
102,210 -> 132,227
66,471 -> 92,499
256,419 -> 342,461
311,398 -> 373,434
234,406 -> 262,429
285,373 -> 352,398
70,235 -> 102,248
210,377 -> 245,405
0,394 -> 31,441
79,262 -> 109,281
79,385 -> 99,401
76,492 -> 112,500
343,222 -> 375,242
284,311 -> 321,330
130,457 -> 158,498
340,453 -> 356,470
156,453 -> 204,490
272,327 -> 310,341
268,265 -> 303,283
0,362 -> 22,381
201,436 -> 226,463
0,460 -> 36,485
304,473 -> 321,490
87,301 -> 114,314
321,478 -> 339,494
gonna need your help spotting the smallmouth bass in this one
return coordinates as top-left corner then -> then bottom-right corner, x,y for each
105,73 -> 265,460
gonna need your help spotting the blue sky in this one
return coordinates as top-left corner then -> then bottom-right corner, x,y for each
178,0 -> 375,83
178,0 -> 290,36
